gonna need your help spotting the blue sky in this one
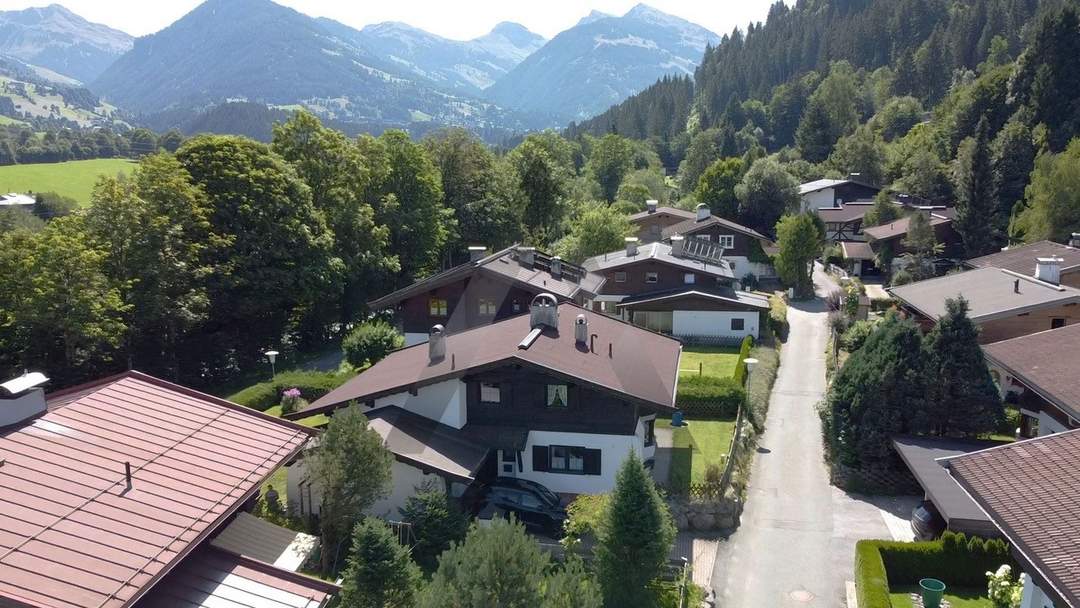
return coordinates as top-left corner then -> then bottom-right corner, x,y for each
0,0 -> 782,40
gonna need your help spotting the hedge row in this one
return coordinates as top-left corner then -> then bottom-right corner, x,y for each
855,532 -> 1015,608
676,375 -> 745,418
228,369 -> 352,411
733,335 -> 754,386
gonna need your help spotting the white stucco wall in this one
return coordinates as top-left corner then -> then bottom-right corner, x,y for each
673,310 -> 759,339
286,455 -> 446,520
1037,410 -> 1070,436
372,379 -> 467,428
801,188 -> 836,212
513,429 -> 645,495
637,415 -> 657,462
1020,574 -> 1055,608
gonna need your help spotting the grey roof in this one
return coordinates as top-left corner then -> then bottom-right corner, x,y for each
892,436 -> 1003,532
966,240 -> 1080,276
817,203 -> 874,223
616,287 -> 769,310
582,241 -> 735,280
366,406 -> 492,482
210,512 -> 317,570
887,267 -> 1080,322
799,178 -> 848,195
840,241 -> 875,261
369,246 -> 604,309
660,215 -> 770,242
627,206 -> 696,222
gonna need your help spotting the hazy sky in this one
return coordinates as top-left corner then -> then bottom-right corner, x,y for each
0,0 -> 782,40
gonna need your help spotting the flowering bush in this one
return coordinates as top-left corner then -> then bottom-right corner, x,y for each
281,387 -> 305,415
987,564 -> 1024,608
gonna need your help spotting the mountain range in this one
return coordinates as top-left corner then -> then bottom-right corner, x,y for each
0,4 -> 132,84
0,0 -> 719,139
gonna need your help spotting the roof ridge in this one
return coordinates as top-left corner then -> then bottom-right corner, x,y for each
999,268 -> 1070,291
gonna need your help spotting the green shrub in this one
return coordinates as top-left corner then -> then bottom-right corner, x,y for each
768,294 -> 789,341
342,320 -> 404,368
229,369 -> 351,411
677,375 -> 745,418
840,319 -> 879,352
398,482 -> 469,572
855,540 -> 891,608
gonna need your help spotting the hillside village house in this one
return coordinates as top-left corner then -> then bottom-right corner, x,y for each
983,323 -> 1080,437
888,259 -> 1080,343
945,431 -> 1080,608
284,295 -> 681,517
840,210 -> 960,277
583,236 -> 768,341
369,245 -> 604,346
817,194 -> 952,244
0,371 -> 336,608
966,236 -> 1080,289
798,174 -> 881,212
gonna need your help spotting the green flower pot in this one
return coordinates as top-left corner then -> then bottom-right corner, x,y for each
919,578 -> 946,608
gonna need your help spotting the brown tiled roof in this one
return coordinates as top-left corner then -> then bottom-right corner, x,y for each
0,372 -> 313,608
661,215 -> 770,242
366,406 -> 491,482
817,202 -> 874,224
627,206 -> 696,222
966,240 -> 1080,276
616,287 -> 769,311
863,213 -> 951,241
887,267 -> 1080,322
369,246 -> 603,310
135,546 -> 336,607
290,302 -> 682,419
982,324 -> 1080,419
945,431 -> 1080,608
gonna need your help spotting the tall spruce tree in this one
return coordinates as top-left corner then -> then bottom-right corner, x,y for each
920,298 -> 1004,436
596,453 -> 676,608
953,118 -> 1000,257
339,518 -> 420,608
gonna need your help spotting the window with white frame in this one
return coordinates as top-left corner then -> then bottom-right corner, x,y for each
645,271 -> 659,283
718,235 -> 735,249
550,446 -> 585,473
546,384 -> 568,408
684,273 -> 695,284
480,382 -> 501,404
478,297 -> 497,316
614,271 -> 627,283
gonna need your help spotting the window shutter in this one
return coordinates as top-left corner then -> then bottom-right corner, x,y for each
583,449 -> 602,475
532,446 -> 550,472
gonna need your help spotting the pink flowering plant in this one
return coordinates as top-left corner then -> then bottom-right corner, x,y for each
281,387 -> 305,415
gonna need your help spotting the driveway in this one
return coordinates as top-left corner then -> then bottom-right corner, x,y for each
711,264 -> 917,607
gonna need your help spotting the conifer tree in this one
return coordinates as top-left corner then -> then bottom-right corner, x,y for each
920,298 -> 1004,436
953,118 -> 1001,257
339,518 -> 420,608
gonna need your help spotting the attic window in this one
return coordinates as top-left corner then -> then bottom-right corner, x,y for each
481,382 -> 501,404
614,271 -> 627,283
478,298 -> 497,316
645,272 -> 659,284
546,384 -> 568,408
429,297 -> 448,317
718,235 -> 735,249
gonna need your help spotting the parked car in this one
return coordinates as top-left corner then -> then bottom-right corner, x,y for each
911,500 -> 946,540
466,477 -> 567,537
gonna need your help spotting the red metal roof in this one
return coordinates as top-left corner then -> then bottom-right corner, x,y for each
0,371 -> 314,608
134,546 -> 336,608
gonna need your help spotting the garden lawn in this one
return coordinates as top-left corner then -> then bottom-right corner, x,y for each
888,586 -> 992,608
0,158 -> 135,205
679,346 -> 740,379
657,417 -> 736,492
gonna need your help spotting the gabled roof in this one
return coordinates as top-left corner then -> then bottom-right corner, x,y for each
945,431 -> 1080,608
134,546 -> 336,608
862,213 -> 951,242
0,371 -> 314,608
798,178 -> 849,195
616,287 -> 769,310
660,215 -> 770,242
888,267 -> 1080,322
982,324 -> 1080,420
581,241 -> 735,280
966,240 -> 1080,276
288,302 -> 683,419
627,206 -> 696,222
366,406 -> 491,483
369,246 -> 604,309
817,202 -> 874,224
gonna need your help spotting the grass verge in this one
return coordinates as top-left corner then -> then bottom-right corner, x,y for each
657,417 -> 736,492
678,345 -> 740,378
888,586 -> 991,608
0,158 -> 135,204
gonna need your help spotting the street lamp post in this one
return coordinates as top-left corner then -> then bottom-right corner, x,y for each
264,350 -> 279,380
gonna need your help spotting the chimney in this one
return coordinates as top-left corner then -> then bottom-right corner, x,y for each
1070,233 -> 1080,248
1014,279 -> 1020,294
468,246 -> 488,263
574,314 -> 588,345
1035,257 -> 1063,284
696,203 -> 710,222
646,199 -> 658,214
0,372 -> 48,428
517,246 -> 536,267
625,237 -> 639,257
550,255 -> 563,278
529,293 -> 559,330
670,234 -> 685,257
428,325 -> 446,363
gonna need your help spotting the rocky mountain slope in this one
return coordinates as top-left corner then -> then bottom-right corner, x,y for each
0,4 -> 132,83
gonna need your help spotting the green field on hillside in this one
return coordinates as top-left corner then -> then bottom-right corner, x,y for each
0,159 -> 136,205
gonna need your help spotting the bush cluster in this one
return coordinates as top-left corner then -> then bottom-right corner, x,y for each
840,319 -> 879,352
229,369 -> 351,411
342,320 -> 404,368
677,375 -> 745,418
855,532 -> 1015,608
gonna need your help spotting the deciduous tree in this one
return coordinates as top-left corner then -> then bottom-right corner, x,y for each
587,133 -> 635,203
774,213 -> 824,298
694,157 -> 745,219
735,157 -> 800,235
1012,139 -> 1080,242
553,204 -> 635,264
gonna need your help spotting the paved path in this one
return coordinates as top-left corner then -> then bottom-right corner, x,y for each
711,265 -> 915,608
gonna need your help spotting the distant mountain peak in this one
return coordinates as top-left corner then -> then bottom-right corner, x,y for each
577,10 -> 614,27
0,3 -> 132,82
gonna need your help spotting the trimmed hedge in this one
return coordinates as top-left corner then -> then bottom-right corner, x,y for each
228,369 -> 352,411
768,294 -> 789,341
855,532 -> 1015,608
732,335 -> 754,385
676,375 -> 745,418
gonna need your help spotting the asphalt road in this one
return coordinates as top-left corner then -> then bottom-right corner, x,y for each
711,265 -> 915,608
